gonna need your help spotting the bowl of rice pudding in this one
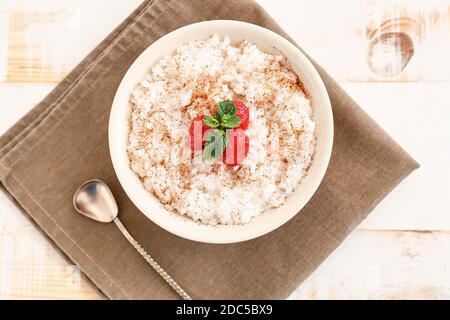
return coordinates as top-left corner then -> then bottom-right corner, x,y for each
109,20 -> 333,243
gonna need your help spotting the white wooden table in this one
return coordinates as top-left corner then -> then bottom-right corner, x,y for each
1,0 -> 449,299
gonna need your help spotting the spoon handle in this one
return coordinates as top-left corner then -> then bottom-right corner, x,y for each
113,218 -> 192,300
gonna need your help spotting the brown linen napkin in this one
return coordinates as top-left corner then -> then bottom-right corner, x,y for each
0,0 -> 419,299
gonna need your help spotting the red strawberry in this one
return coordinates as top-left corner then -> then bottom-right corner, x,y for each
233,99 -> 249,130
189,115 -> 208,151
222,129 -> 250,166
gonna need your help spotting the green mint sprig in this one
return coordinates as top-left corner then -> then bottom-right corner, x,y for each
203,100 -> 241,160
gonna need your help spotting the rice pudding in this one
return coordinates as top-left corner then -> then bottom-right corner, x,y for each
127,35 -> 316,225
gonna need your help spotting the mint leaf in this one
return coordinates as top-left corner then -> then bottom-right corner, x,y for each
216,129 -> 230,148
203,130 -> 225,160
217,100 -> 236,117
221,130 -> 230,147
203,116 -> 220,129
220,114 -> 241,129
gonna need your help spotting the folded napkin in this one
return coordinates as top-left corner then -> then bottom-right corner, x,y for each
0,0 -> 419,299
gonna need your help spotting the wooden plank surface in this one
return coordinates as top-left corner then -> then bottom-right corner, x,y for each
290,229 -> 450,299
0,0 -> 449,300
260,0 -> 450,82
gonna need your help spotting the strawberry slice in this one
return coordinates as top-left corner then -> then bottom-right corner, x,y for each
233,99 -> 250,130
189,115 -> 208,151
222,129 -> 250,166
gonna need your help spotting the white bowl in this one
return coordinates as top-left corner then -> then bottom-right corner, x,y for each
109,20 -> 333,244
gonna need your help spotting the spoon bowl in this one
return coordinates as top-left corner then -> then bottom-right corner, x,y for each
73,179 -> 118,223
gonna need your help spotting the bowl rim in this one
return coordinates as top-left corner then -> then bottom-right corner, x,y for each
109,20 -> 333,244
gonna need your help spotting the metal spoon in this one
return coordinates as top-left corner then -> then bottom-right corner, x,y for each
73,179 -> 191,300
